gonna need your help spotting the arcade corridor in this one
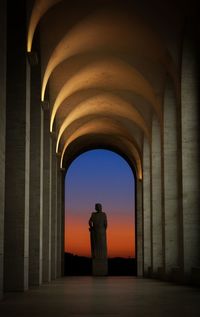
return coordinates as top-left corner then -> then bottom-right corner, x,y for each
0,0 -> 200,311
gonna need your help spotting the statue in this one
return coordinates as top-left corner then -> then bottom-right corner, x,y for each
89,203 -> 108,276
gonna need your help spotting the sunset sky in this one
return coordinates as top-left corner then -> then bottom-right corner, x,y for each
65,149 -> 135,258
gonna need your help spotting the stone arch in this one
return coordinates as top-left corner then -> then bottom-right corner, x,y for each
63,143 -> 137,179
61,131 -> 142,181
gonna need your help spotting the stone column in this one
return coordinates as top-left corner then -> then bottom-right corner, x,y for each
163,78 -> 178,278
61,172 -> 65,276
42,109 -> 51,282
56,159 -> 62,278
136,179 -> 143,276
151,116 -> 163,277
0,0 -> 6,299
29,60 -> 43,286
4,0 -> 30,291
50,138 -> 57,279
181,25 -> 200,279
142,138 -> 151,276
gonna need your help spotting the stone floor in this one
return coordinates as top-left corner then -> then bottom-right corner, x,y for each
0,277 -> 200,316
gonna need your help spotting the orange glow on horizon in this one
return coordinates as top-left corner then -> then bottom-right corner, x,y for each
65,213 -> 135,258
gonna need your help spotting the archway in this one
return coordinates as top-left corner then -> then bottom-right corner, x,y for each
64,149 -> 136,275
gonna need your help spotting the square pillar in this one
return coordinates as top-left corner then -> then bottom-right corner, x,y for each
181,28 -> 200,280
151,116 -> 163,277
56,160 -> 62,278
42,109 -> 51,282
29,59 -> 43,286
4,0 -> 30,291
50,138 -> 57,279
142,138 -> 151,276
163,78 -> 179,278
61,172 -> 65,276
0,0 -> 6,299
136,179 -> 143,277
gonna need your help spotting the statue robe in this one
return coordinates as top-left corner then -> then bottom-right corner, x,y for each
89,211 -> 108,275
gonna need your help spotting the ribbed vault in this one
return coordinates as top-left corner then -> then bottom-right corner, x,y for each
27,0 -> 182,179
56,93 -> 150,153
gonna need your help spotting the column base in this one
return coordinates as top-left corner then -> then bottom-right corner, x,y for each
4,255 -> 29,291
170,267 -> 184,284
191,267 -> 200,286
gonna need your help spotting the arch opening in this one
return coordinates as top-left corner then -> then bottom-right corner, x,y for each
64,149 -> 137,276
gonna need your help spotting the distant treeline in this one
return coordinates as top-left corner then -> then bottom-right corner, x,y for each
64,253 -> 137,276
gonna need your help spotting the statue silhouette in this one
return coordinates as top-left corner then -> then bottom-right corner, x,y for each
89,203 -> 108,275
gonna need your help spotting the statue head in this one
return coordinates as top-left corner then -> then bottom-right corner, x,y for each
95,203 -> 102,212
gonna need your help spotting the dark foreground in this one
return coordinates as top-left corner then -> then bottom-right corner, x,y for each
1,277 -> 200,317
64,252 -> 137,275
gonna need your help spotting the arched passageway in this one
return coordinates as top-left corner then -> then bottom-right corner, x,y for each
64,149 -> 136,275
0,0 -> 200,303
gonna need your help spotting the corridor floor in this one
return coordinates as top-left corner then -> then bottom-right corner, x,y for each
0,277 -> 200,317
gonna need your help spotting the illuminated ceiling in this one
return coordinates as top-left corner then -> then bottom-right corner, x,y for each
27,0 -> 184,179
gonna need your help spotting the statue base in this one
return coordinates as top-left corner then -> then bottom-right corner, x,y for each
92,259 -> 108,276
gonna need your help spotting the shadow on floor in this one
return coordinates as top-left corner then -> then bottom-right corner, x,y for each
64,252 -> 137,276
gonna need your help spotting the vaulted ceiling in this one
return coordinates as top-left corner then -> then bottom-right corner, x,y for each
27,0 -> 187,178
